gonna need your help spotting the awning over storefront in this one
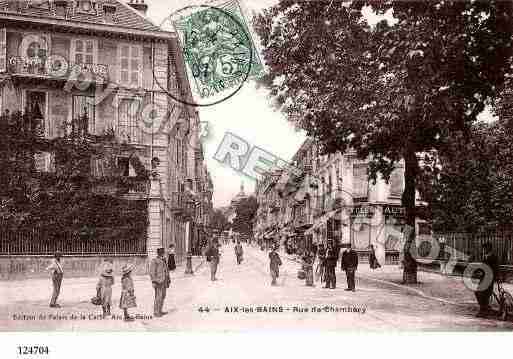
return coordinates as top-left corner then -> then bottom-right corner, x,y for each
305,208 -> 340,236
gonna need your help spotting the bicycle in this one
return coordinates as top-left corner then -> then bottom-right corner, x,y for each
491,278 -> 513,321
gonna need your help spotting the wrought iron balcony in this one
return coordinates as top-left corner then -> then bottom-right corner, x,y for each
302,163 -> 313,173
170,191 -> 196,219
293,212 -> 311,228
170,192 -> 188,214
7,56 -> 109,84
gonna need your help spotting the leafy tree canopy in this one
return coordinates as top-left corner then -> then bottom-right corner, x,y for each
254,0 -> 513,282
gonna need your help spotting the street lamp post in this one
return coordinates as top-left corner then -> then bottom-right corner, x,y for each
185,197 -> 195,275
185,189 -> 203,275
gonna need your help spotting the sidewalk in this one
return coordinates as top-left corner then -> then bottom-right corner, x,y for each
247,244 -> 513,308
357,264 -> 513,307
0,257 -> 205,330
0,257 -> 205,305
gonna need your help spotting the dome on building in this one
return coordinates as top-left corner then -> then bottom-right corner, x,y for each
230,182 -> 247,208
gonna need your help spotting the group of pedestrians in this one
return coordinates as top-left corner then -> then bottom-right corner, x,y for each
310,243 -> 359,291
46,244 -> 178,321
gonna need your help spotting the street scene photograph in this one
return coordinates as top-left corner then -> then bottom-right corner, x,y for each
1,0 -> 513,335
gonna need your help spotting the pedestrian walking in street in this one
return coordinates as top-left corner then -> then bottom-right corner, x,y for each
269,245 -> 282,286
438,236 -> 449,275
342,247 -> 359,291
119,264 -> 137,322
206,239 -> 221,281
46,251 -> 63,308
302,251 -> 315,287
369,244 -> 381,270
324,244 -> 338,289
150,248 -> 170,317
168,244 -> 177,272
474,242 -> 499,317
315,244 -> 326,283
97,264 -> 114,318
235,240 -> 244,265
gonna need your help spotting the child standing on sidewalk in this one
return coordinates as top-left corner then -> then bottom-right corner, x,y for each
119,264 -> 137,322
97,264 -> 114,318
269,245 -> 282,286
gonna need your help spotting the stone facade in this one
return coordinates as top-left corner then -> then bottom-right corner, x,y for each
0,0 -> 214,273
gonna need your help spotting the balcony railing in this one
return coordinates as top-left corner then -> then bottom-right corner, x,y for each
94,178 -> 149,200
7,56 -> 109,83
269,201 -> 280,213
293,212 -> 311,228
170,192 -> 195,219
302,163 -> 313,174
125,180 -> 149,198
170,192 -> 187,213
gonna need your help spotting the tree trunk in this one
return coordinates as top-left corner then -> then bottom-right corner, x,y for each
402,149 -> 418,284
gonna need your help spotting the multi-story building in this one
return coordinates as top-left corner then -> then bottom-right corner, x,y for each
254,138 -> 428,265
0,0 -> 214,275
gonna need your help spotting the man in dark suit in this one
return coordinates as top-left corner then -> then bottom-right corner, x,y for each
46,251 -> 64,308
342,247 -> 359,291
324,243 -> 338,289
475,242 -> 499,317
206,239 -> 221,281
150,248 -> 170,317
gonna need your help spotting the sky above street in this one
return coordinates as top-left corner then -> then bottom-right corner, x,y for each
141,0 -> 305,208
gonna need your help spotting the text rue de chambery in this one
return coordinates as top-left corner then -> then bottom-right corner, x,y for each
222,306 -> 367,314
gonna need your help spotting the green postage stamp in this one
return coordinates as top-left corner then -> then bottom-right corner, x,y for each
172,0 -> 264,106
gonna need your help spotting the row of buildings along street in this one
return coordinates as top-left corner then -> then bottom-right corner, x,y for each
253,138 -> 430,267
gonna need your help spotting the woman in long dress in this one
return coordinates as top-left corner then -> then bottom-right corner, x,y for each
302,251 -> 315,287
369,244 -> 381,269
119,264 -> 137,322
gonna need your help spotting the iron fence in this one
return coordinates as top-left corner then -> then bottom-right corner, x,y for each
0,227 -> 146,256
431,232 -> 513,265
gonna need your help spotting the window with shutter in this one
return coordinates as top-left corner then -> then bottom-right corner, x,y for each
353,163 -> 369,200
0,28 -> 6,73
175,138 -> 180,165
389,167 -> 404,198
117,98 -> 141,144
71,38 -> 96,65
119,44 -> 142,87
182,141 -> 187,174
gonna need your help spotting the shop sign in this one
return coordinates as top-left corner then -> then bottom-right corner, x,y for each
351,205 -> 374,218
383,205 -> 406,219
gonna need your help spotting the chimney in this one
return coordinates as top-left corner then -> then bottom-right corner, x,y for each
128,0 -> 148,16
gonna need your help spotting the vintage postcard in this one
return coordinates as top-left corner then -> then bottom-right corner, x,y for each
1,0 -> 513,336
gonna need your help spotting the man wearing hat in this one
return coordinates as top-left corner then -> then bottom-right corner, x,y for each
269,244 -> 282,286
46,251 -> 64,308
205,239 -> 221,281
150,248 -> 170,317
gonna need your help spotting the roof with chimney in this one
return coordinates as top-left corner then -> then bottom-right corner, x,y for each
0,0 -> 163,33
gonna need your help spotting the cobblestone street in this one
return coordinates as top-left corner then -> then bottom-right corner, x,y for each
1,244 -> 512,331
